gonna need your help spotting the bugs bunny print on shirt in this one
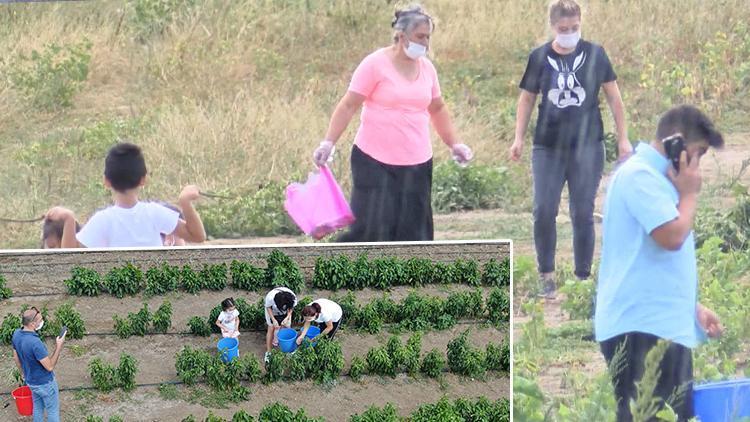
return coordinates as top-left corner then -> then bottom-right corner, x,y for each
546,51 -> 587,108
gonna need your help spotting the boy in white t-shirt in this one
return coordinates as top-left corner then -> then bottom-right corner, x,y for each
54,142 -> 206,248
263,287 -> 297,362
297,298 -> 343,346
215,298 -> 240,339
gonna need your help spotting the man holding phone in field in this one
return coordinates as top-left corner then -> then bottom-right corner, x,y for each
12,308 -> 67,422
594,105 -> 725,421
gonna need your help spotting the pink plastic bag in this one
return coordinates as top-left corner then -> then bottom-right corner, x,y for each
284,166 -> 355,239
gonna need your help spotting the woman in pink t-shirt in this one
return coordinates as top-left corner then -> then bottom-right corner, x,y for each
312,5 -> 473,242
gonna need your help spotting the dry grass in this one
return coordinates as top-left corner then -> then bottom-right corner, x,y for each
1,0 -> 748,248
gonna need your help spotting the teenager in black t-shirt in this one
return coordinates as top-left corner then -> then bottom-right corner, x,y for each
509,0 -> 631,298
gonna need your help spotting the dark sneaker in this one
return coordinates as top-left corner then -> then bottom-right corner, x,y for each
537,278 -> 557,299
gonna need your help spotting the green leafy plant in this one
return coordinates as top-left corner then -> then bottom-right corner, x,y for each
314,338 -> 345,384
258,402 -> 323,422
113,315 -> 132,339
560,278 -> 595,320
231,410 -> 255,422
180,264 -> 204,294
9,40 -> 92,110
128,303 -> 151,336
1,313 -> 22,345
265,250 -> 305,292
447,330 -> 486,379
313,255 -> 353,290
432,162 -> 521,212
201,263 -> 228,291
454,259 -> 481,286
234,354 -> 262,383
85,416 -> 104,422
482,257 -> 510,287
485,343 -> 505,372
104,263 -> 143,298
263,349 -> 285,384
404,332 -> 423,376
433,262 -> 459,284
205,411 -> 227,422
89,357 -> 117,392
421,349 -> 446,378
404,257 -> 435,286
350,403 -> 400,422
0,274 -> 11,300
116,353 -> 138,391
371,257 -> 406,289
64,266 -> 102,296
350,254 -> 373,289
152,300 -> 172,333
366,346 -> 395,377
175,346 -> 210,385
55,303 -> 86,339
486,287 -> 510,324
385,335 -> 406,372
230,260 -> 265,291
205,354 -> 239,391
348,356 -> 366,381
188,316 -> 211,336
144,263 -> 180,296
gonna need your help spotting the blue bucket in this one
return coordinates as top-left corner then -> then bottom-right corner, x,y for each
694,379 -> 750,421
278,328 -> 298,353
304,326 -> 321,345
217,338 -> 239,363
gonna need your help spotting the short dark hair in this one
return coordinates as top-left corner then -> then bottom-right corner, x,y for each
104,142 -> 147,192
221,297 -> 235,311
549,0 -> 581,25
302,303 -> 321,317
656,105 -> 724,148
274,291 -> 296,313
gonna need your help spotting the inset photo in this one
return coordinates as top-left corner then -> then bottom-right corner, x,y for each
0,241 -> 509,420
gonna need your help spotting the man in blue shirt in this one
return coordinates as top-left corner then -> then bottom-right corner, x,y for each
595,105 -> 724,421
12,307 -> 67,422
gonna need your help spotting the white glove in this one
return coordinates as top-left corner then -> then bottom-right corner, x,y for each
451,143 -> 473,166
313,140 -> 336,166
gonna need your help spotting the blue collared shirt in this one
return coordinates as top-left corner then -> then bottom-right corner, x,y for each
595,142 -> 706,348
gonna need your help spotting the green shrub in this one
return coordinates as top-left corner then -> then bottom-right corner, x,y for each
152,300 -> 172,333
454,259 -> 481,286
55,303 -> 86,339
263,349 -> 285,384
1,313 -> 22,345
348,356 -> 366,381
230,260 -> 265,291
116,353 -> 138,391
486,288 -> 510,324
9,40 -> 92,110
265,250 -> 305,293
0,274 -> 11,300
482,258 -> 510,287
366,346 -> 395,377
175,346 -> 210,385
421,349 -> 445,378
312,255 -> 353,290
560,278 -> 596,320
314,338 -> 345,384
144,263 -> 180,296
64,267 -> 102,296
104,263 -> 143,298
180,264 -> 203,294
113,315 -> 132,339
231,410 -> 255,422
201,263 -> 228,291
404,332 -> 423,376
404,258 -> 435,286
89,357 -> 117,392
128,303 -> 151,337
447,330 -> 486,379
350,403 -> 400,422
187,316 -> 211,337
432,162 -> 519,212
258,402 -> 323,422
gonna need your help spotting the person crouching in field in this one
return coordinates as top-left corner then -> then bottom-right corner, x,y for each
595,105 -> 724,421
297,299 -> 343,346
46,143 -> 206,248
216,297 -> 240,339
264,287 -> 297,363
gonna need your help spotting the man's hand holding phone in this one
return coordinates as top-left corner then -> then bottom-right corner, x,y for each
668,150 -> 702,198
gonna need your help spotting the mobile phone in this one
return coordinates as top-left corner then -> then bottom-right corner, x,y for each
59,326 -> 67,338
662,134 -> 685,171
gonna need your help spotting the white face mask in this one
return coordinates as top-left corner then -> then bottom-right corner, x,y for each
555,31 -> 581,49
35,320 -> 44,332
404,39 -> 427,60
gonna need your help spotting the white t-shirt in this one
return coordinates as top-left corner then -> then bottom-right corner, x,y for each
264,287 -> 297,316
218,309 -> 240,332
311,298 -> 342,324
76,201 -> 180,248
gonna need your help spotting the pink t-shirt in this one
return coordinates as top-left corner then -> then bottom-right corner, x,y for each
348,48 -> 441,166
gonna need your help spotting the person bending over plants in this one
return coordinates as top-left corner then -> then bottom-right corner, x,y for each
297,299 -> 343,346
264,287 -> 297,363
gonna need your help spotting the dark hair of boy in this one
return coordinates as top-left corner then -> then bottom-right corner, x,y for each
104,142 -> 147,192
656,105 -> 724,148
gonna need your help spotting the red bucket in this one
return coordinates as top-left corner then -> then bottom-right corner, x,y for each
12,385 -> 33,416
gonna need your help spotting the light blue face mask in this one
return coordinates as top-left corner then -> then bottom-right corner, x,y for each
404,39 -> 427,60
